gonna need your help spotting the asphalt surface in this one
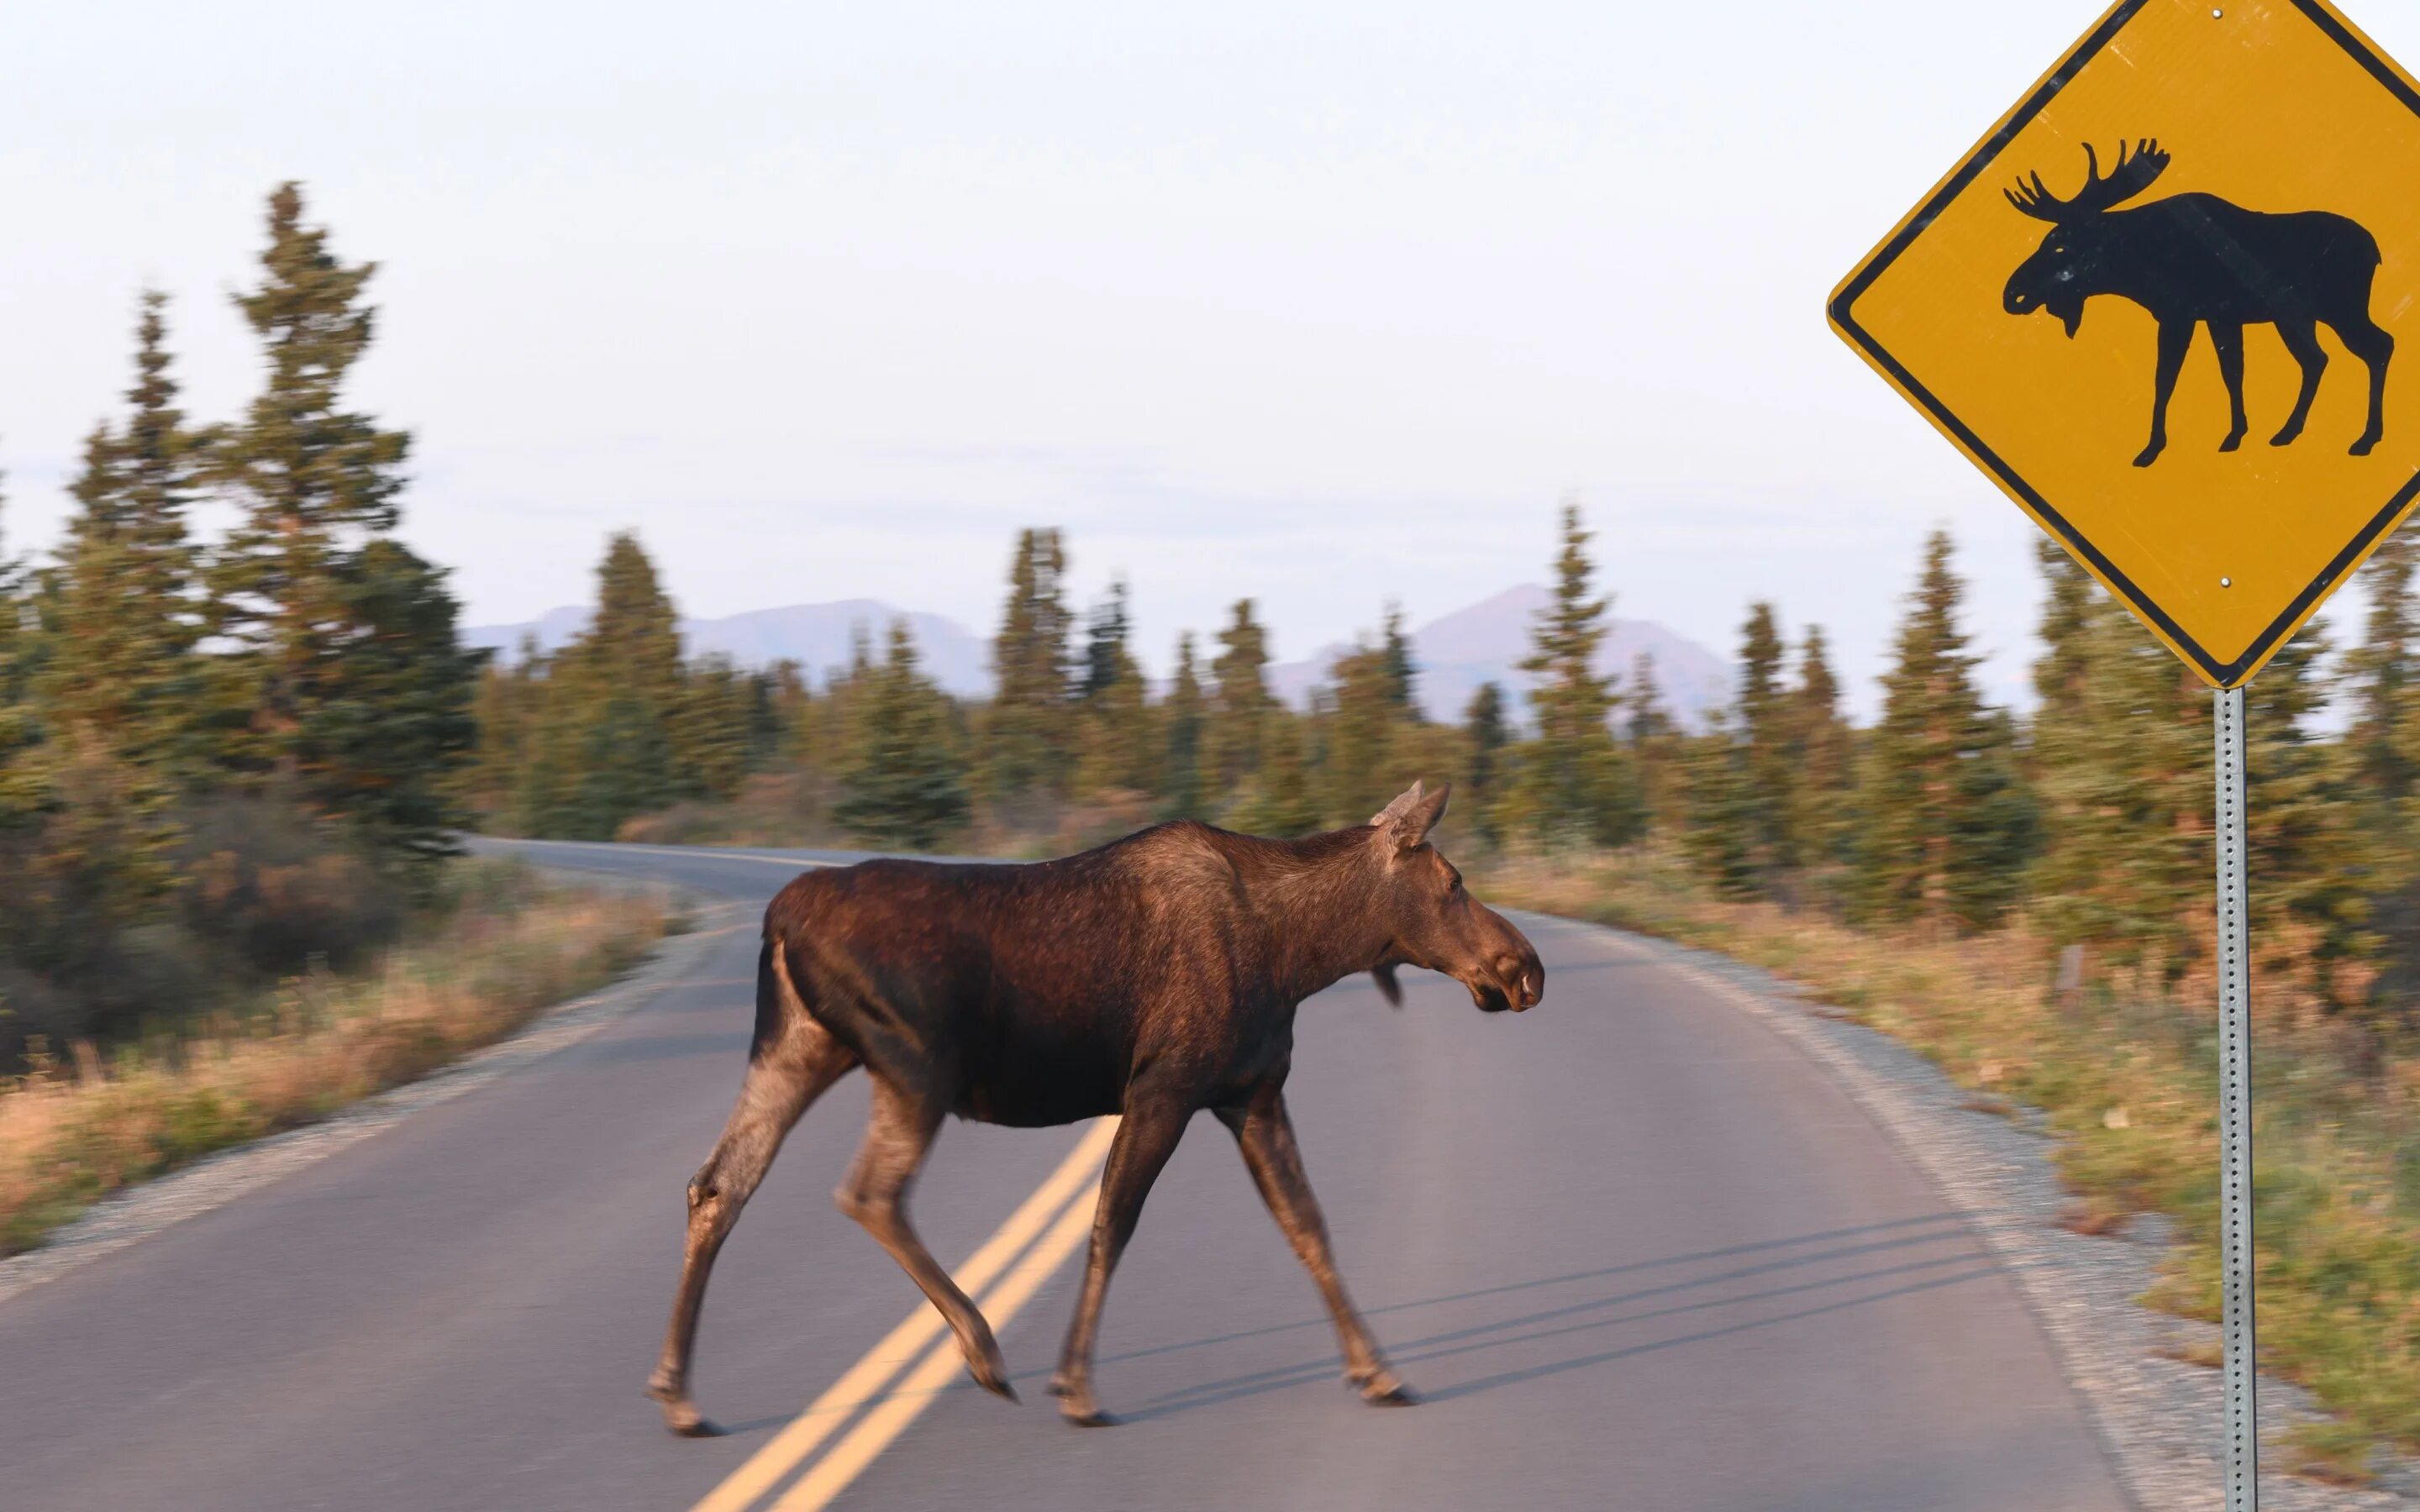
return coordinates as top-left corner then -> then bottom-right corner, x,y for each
0,837 -> 2130,1511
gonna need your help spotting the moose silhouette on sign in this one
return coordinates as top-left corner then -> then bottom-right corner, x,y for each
2002,139 -> 2392,467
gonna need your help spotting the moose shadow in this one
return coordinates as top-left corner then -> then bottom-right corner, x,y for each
1047,1212 -> 1993,1421
2002,139 -> 2391,465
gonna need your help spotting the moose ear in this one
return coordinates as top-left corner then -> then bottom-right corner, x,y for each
1370,780 -> 1451,850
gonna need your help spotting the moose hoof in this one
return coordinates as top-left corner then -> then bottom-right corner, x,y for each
2353,435 -> 2382,457
1049,1376 -> 1117,1425
647,1387 -> 722,1438
1357,1373 -> 1420,1407
2132,444 -> 2165,469
2271,427 -> 2304,448
968,1357 -> 1019,1403
2219,432 -> 2244,454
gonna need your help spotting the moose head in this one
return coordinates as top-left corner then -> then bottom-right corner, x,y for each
1361,781 -> 1544,1014
2002,139 -> 2173,337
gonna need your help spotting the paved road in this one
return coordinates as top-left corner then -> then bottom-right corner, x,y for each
0,837 -> 2128,1511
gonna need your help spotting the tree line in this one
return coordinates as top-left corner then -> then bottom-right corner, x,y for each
473,501 -> 2420,1025
463,504 -> 1655,855
0,186 -> 481,1060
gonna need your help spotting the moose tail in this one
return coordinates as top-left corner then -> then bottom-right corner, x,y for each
750,937 -> 790,1063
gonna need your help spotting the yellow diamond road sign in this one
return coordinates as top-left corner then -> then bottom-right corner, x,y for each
1830,0 -> 2420,688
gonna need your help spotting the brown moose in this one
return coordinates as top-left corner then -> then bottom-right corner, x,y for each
647,780 -> 1544,1431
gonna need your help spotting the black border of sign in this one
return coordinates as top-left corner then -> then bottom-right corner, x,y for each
1828,0 -> 2420,689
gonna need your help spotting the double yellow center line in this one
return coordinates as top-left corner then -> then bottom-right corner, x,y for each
688,1119 -> 1118,1512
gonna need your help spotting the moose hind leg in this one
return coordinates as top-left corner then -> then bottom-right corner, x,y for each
1218,1089 -> 1413,1405
836,1077 -> 1017,1401
649,1021 -> 856,1436
2338,318 -> 2393,455
2210,323 -> 2248,452
2272,318 -> 2328,448
2138,320 -> 2194,467
1052,1097 -> 1190,1425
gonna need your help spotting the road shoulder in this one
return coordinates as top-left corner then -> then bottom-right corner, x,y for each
0,885 -> 751,1310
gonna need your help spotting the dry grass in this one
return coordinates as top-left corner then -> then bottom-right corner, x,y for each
1481,845 -> 2420,1478
0,861 -> 668,1256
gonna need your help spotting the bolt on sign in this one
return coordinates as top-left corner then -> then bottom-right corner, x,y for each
1828,0 -> 2420,689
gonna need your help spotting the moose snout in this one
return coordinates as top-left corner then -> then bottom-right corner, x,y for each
1497,949 -> 1544,1011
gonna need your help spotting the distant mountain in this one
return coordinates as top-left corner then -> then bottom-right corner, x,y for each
462,599 -> 993,697
465,584 -> 1732,728
1267,585 -> 1732,732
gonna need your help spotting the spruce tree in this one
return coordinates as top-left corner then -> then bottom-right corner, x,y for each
508,533 -> 685,840
1227,711 -> 1320,837
0,460 -> 182,985
459,649 -> 539,831
1072,582 -> 1153,797
1208,599 -> 1274,797
1162,633 -> 1206,818
1623,653 -> 1680,835
1856,531 -> 2035,932
208,184 -> 409,775
207,184 -> 475,859
1507,500 -> 1636,847
573,535 -> 683,835
1735,601 -> 1796,876
834,622 -> 970,850
2248,627 -> 2382,1007
1380,601 -> 1418,714
1319,641 -> 1407,827
983,528 -> 1075,801
1078,579 -> 1132,702
2030,600 -> 2209,968
2348,530 -> 2418,822
300,539 -> 485,859
674,654 -> 757,803
1464,681 -> 1508,840
1681,715 -> 1759,898
0,468 -> 44,824
40,291 -> 205,774
1791,627 -> 1854,870
2032,538 -> 2096,728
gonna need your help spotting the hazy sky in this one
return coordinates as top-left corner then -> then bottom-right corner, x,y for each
11,0 -> 2420,715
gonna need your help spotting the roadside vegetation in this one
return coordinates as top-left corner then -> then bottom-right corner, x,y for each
0,192 -> 664,1252
0,860 -> 666,1256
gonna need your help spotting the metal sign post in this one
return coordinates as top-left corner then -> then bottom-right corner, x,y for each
2214,686 -> 2255,1509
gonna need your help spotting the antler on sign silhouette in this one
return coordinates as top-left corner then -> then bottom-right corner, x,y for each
2002,139 -> 2391,466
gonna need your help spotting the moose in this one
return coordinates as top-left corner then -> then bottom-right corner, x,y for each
646,780 -> 1544,1431
2002,139 -> 2392,467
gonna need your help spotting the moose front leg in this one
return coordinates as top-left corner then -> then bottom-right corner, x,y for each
2138,318 -> 2194,467
1217,1086 -> 1413,1406
837,1077 -> 1017,1401
1051,1096 -> 1191,1425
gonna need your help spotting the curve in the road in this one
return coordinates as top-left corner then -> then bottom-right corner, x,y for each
0,836 -> 2131,1512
